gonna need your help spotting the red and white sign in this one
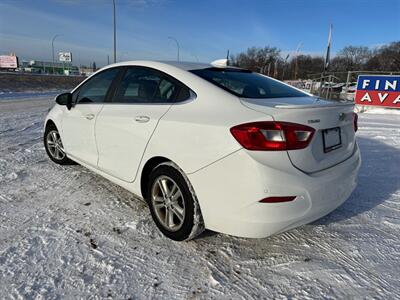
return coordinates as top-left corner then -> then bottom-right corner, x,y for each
355,75 -> 400,108
0,55 -> 18,69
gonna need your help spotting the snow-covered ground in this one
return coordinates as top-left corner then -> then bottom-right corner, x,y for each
0,96 -> 399,299
0,91 -> 64,101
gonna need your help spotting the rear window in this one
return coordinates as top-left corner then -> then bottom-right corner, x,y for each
190,68 -> 307,99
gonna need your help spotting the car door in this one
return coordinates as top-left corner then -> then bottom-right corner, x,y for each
61,67 -> 121,167
95,66 -> 191,182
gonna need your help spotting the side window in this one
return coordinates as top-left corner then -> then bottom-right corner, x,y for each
76,68 -> 120,104
113,67 -> 188,104
176,84 -> 191,101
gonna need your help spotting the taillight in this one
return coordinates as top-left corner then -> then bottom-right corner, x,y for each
353,112 -> 358,132
259,196 -> 297,203
230,121 -> 315,151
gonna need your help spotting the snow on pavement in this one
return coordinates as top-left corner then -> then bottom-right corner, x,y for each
0,97 -> 399,299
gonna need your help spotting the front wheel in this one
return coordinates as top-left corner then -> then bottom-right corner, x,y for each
147,162 -> 204,241
44,124 -> 73,165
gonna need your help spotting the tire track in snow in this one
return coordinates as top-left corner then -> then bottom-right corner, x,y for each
302,233 -> 396,297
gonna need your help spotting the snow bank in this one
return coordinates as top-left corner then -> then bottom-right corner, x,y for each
356,105 -> 400,115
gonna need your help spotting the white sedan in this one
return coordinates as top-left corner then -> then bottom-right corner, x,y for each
44,61 -> 361,241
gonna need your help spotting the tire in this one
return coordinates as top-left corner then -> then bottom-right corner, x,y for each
147,162 -> 205,241
44,124 -> 73,165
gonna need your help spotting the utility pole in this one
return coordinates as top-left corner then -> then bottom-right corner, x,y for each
168,36 -> 180,61
113,0 -> 117,63
282,54 -> 290,80
52,34 -> 62,74
273,60 -> 278,78
294,42 -> 302,80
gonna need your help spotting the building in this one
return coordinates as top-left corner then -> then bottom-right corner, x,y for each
78,66 -> 97,76
20,60 -> 79,75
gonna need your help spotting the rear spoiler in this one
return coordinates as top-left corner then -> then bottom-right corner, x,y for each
274,102 -> 354,109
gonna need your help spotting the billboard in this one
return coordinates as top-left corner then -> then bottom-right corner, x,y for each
0,55 -> 18,69
355,75 -> 400,108
59,52 -> 72,62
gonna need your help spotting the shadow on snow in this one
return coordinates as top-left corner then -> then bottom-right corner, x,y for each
314,136 -> 400,225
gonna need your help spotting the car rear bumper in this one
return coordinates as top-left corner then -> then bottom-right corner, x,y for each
188,143 -> 361,238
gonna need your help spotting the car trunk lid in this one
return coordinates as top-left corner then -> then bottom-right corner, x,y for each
240,96 -> 356,173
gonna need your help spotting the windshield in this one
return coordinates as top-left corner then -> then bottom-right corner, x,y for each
190,68 -> 308,99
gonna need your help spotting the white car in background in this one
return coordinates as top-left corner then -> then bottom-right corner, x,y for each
44,61 -> 361,241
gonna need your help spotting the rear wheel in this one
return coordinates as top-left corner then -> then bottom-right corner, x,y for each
44,124 -> 72,165
147,162 -> 204,241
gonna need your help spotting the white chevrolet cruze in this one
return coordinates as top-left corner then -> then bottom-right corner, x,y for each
44,61 -> 361,241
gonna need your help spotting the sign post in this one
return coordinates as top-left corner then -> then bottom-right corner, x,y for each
59,52 -> 72,75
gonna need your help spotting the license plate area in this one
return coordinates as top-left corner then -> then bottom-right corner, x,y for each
322,127 -> 342,153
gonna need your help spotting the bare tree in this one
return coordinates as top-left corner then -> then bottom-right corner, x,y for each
334,46 -> 371,71
366,42 -> 400,71
288,55 -> 324,79
231,46 -> 281,73
230,41 -> 399,80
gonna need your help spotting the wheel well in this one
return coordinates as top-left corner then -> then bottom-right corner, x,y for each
45,119 -> 56,130
140,156 -> 170,200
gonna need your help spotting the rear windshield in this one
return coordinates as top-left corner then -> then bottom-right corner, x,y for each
190,68 -> 307,99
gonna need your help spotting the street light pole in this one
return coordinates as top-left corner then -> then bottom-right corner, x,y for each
113,0 -> 117,63
168,36 -> 180,61
52,34 -> 62,74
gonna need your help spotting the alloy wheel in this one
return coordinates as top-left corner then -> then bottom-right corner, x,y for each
46,130 -> 66,160
151,175 -> 186,232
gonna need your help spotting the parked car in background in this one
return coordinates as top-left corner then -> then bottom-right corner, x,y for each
44,61 -> 361,241
341,82 -> 357,101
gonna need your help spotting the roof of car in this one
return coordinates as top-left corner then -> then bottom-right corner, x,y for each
157,61 -> 246,71
159,61 -> 212,71
107,60 -> 210,71
105,60 -> 245,72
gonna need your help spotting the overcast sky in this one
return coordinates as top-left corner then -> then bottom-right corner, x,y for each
1,0 -> 399,67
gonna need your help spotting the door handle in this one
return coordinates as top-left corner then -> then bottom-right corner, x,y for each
84,114 -> 95,120
135,115 -> 150,123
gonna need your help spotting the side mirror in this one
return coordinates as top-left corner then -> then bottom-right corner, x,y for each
55,93 -> 73,110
